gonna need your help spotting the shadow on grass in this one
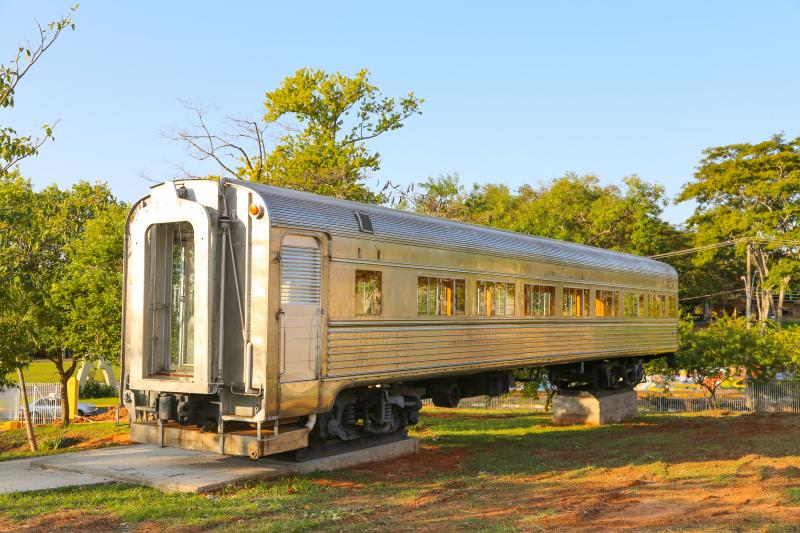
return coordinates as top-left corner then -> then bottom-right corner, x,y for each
413,409 -> 800,476
2,410 -> 800,531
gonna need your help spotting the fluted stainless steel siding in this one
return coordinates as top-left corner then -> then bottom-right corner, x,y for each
231,180 -> 677,281
325,320 -> 676,378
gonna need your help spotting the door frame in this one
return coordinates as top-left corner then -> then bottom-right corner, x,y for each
278,232 -> 326,384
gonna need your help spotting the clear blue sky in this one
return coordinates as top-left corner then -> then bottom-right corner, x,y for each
2,1 -> 799,224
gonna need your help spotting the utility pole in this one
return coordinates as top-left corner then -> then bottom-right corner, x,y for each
745,240 -> 752,321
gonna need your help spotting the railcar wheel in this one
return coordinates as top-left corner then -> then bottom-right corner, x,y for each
431,383 -> 461,408
314,387 -> 422,442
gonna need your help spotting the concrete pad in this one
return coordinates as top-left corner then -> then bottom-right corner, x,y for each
31,438 -> 418,493
0,457 -> 110,494
552,389 -> 637,425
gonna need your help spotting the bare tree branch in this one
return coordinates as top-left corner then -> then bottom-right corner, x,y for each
0,9 -> 76,108
168,101 -> 270,181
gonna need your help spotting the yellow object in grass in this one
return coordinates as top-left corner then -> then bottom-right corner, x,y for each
0,421 -> 24,431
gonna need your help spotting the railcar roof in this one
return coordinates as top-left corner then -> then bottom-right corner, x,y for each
230,180 -> 677,280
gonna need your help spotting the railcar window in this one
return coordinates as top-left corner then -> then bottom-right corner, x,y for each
169,225 -> 195,370
562,287 -> 590,317
145,221 -> 195,377
595,290 -> 618,317
667,295 -> 678,318
623,292 -> 644,318
417,276 -> 465,316
477,281 -> 515,316
648,294 -> 666,318
524,284 -> 555,317
355,270 -> 382,316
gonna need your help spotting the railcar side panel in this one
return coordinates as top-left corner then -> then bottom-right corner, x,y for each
325,320 -> 675,379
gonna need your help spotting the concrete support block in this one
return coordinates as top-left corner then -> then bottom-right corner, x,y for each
552,388 -> 637,425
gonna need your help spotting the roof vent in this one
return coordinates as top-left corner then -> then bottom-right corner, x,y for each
355,212 -> 374,234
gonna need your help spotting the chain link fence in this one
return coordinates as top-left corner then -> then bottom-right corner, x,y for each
423,381 -> 800,414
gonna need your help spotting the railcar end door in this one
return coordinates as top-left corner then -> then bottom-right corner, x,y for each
279,235 -> 322,383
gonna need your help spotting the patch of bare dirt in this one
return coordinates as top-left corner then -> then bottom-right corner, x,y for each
85,407 -> 128,422
336,420 -> 800,531
348,443 -> 471,482
309,479 -> 367,489
533,458 -> 800,531
75,433 -> 131,449
0,510 -> 125,533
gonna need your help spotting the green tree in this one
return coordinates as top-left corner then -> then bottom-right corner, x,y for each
404,173 -> 471,218
677,134 -> 800,322
52,203 -> 127,371
402,172 -> 679,256
174,68 -> 422,203
0,173 -> 41,385
1,174 -> 118,426
771,325 -> 800,379
37,182 -> 119,425
645,315 -> 786,408
1,7 -> 78,447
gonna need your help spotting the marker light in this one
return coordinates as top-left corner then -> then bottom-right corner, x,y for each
249,204 -> 264,219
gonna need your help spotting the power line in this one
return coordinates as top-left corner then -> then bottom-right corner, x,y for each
648,239 -> 739,259
679,289 -> 744,302
648,237 -> 800,259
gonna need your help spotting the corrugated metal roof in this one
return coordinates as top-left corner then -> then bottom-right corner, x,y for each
231,180 -> 677,280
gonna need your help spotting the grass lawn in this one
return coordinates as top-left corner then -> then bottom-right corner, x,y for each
89,397 -> 121,407
7,359 -> 121,384
0,420 -> 129,462
2,409 -> 800,531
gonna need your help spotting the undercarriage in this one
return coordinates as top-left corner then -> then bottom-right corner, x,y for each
126,358 -> 663,459
547,357 -> 652,391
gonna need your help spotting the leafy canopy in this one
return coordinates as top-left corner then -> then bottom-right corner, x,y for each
678,134 -> 800,320
256,68 -> 423,202
0,175 -> 121,386
677,133 -> 800,238
175,68 -> 422,203
51,203 -> 128,364
406,172 -> 678,256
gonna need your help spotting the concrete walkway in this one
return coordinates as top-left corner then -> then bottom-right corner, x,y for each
0,457 -> 110,494
5,438 -> 418,494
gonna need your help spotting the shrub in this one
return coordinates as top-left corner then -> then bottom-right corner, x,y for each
80,378 -> 115,399
647,314 -> 799,407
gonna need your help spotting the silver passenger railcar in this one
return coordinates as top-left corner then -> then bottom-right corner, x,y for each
121,178 -> 678,457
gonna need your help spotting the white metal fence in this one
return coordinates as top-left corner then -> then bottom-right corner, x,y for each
0,383 -> 63,424
423,382 -> 800,415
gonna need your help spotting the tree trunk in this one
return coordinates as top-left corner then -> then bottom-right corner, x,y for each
752,247 -> 774,322
50,349 -> 78,427
755,289 -> 763,321
16,367 -> 37,452
703,384 -> 718,410
777,276 -> 790,326
545,388 -> 557,412
757,287 -> 773,322
59,373 -> 71,426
